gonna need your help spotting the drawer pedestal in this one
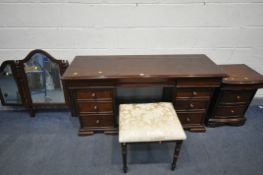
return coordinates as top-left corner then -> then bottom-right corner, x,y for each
74,87 -> 117,136
207,64 -> 263,127
173,78 -> 220,132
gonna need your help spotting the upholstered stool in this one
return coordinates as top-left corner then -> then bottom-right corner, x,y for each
119,102 -> 186,173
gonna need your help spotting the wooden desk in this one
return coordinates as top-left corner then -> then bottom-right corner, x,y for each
62,55 -> 227,136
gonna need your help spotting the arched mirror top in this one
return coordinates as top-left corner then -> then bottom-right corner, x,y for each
0,60 -> 15,72
19,49 -> 68,74
21,50 -> 68,104
20,49 -> 61,64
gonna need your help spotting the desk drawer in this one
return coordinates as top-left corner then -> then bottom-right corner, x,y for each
176,78 -> 221,87
174,99 -> 209,110
219,90 -> 254,104
76,89 -> 113,100
177,112 -> 205,125
175,88 -> 212,98
215,105 -> 247,116
80,115 -> 113,127
78,101 -> 113,113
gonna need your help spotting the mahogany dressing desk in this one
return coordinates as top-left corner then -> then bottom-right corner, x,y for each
61,55 -> 227,136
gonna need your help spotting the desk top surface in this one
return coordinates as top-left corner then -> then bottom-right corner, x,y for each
62,55 -> 227,80
220,64 -> 263,85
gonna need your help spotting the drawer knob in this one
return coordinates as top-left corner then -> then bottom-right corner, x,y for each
186,117 -> 191,122
192,91 -> 198,96
94,105 -> 98,110
91,93 -> 96,97
189,103 -> 195,108
236,96 -> 240,100
231,110 -> 235,113
96,120 -> 100,124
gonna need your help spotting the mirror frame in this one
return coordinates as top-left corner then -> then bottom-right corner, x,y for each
17,49 -> 69,116
5,49 -> 69,117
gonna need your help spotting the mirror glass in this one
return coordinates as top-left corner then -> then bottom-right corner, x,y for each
24,53 -> 65,103
0,64 -> 22,104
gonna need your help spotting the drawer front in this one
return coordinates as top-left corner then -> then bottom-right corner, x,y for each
78,101 -> 113,113
219,90 -> 254,104
76,89 -> 113,100
215,105 -> 247,116
176,78 -> 221,87
177,112 -> 205,125
174,99 -> 209,110
80,115 -> 113,127
175,88 -> 212,98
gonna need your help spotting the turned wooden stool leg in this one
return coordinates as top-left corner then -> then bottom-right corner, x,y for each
121,143 -> 128,173
171,140 -> 183,171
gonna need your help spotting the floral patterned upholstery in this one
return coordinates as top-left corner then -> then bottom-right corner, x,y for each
119,102 -> 187,143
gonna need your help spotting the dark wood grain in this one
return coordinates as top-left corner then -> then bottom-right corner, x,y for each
62,55 -> 227,80
207,64 -> 263,127
171,141 -> 184,171
218,90 -> 254,104
215,105 -> 247,116
18,49 -> 69,117
175,88 -> 213,99
76,89 -> 113,100
0,50 -> 69,117
74,88 -> 117,135
221,64 -> 263,85
77,101 -> 113,113
80,115 -> 114,127
174,99 -> 209,110
62,54 -> 226,135
176,111 -> 206,132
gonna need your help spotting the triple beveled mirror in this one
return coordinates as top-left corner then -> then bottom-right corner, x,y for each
0,50 -> 69,116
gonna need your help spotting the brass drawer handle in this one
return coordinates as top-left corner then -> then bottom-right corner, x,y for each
189,103 -> 195,108
186,117 -> 191,122
91,93 -> 96,97
236,96 -> 240,100
231,110 -> 235,113
192,91 -> 198,96
94,105 -> 98,110
96,120 -> 100,124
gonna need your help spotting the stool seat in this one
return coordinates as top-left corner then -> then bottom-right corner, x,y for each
119,102 -> 186,143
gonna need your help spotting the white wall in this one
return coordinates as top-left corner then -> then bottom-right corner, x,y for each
0,0 -> 263,96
